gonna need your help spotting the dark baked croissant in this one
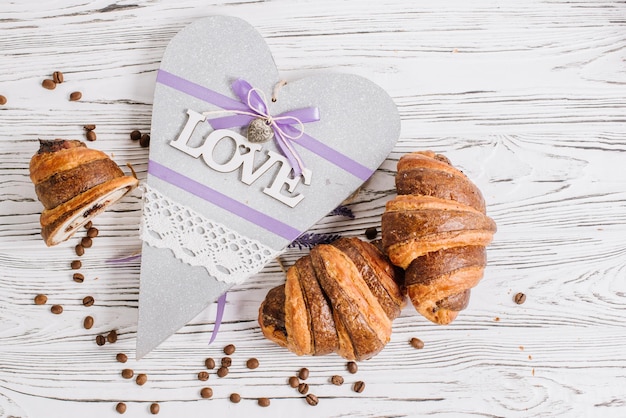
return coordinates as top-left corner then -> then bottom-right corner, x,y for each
381,151 -> 496,325
259,237 -> 405,361
29,139 -> 138,246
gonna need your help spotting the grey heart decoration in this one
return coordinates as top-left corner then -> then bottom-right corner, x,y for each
137,15 -> 400,358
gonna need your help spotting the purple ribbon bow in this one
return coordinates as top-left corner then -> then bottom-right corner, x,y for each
206,79 -> 320,176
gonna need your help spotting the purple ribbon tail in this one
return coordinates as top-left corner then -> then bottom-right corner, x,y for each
107,254 -> 142,263
209,292 -> 228,345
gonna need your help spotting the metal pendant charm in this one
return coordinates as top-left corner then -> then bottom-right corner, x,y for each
247,118 -> 274,143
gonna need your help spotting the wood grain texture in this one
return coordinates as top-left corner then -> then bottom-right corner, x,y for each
1,0 -> 626,417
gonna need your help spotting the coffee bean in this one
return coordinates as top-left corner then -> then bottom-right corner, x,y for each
96,335 -> 106,346
305,394 -> 319,406
514,292 -> 527,305
258,397 -> 270,407
75,244 -> 85,256
139,133 -> 150,148
198,371 -> 209,381
130,130 -> 141,141
85,130 -> 96,142
0,95 -> 6,105
81,237 -> 93,248
52,71 -> 64,84
73,273 -> 85,283
84,221 -> 93,229
217,366 -> 228,378
149,403 -> 159,414
229,393 -> 241,403
410,337 -> 425,350
42,79 -> 56,90
288,376 -> 299,388
330,375 -> 344,386
82,296 -> 95,307
83,124 -> 96,131
200,387 -> 213,399
83,315 -> 94,329
223,344 -> 236,355
136,373 -> 147,385
107,330 -> 118,343
51,304 -> 63,314
297,383 -> 309,395
204,357 -> 215,369
116,353 -> 128,363
87,227 -> 99,238
121,369 -> 134,379
115,402 -> 126,414
71,260 -> 82,269
34,294 -> 48,305
246,358 -> 259,369
298,367 -> 309,380
346,361 -> 358,374
221,357 -> 232,367
353,380 -> 365,393
69,91 -> 82,101
365,227 -> 378,240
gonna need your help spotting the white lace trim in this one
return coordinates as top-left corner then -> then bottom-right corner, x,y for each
140,184 -> 281,285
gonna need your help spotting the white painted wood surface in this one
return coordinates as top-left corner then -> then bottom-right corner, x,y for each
1,1 -> 625,417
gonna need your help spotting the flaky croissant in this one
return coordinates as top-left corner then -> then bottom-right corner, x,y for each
29,139 -> 138,246
381,151 -> 496,325
259,237 -> 405,361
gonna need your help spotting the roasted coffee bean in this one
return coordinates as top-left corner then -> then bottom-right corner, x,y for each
42,79 -> 56,90
95,335 -> 106,346
297,383 -> 309,395
87,227 -> 99,238
34,294 -> 48,305
71,260 -> 82,269
221,357 -> 232,367
257,397 -> 270,407
330,375 -> 344,386
514,292 -> 527,305
223,344 -> 236,355
246,358 -> 259,369
107,330 -> 118,343
0,95 -> 6,105
121,369 -> 134,379
51,304 -> 63,314
85,130 -> 96,141
52,71 -> 64,84
198,371 -> 209,381
73,273 -> 85,283
83,124 -> 96,131
84,221 -> 93,229
200,387 -> 213,399
81,237 -> 93,248
69,91 -> 82,101
83,315 -> 94,329
75,244 -> 85,256
149,403 -> 159,414
229,393 -> 241,403
288,376 -> 299,388
353,381 -> 365,393
217,366 -> 228,378
365,227 -> 378,240
204,357 -> 215,369
347,361 -> 358,374
410,337 -> 425,350
139,133 -> 150,148
83,296 -> 95,307
136,373 -> 147,385
116,353 -> 128,363
130,130 -> 141,141
305,394 -> 319,406
298,367 -> 309,380
115,402 -> 126,414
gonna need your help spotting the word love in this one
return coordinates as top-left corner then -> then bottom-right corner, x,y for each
170,109 -> 312,207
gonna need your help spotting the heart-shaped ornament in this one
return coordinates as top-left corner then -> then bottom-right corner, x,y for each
137,16 -> 400,358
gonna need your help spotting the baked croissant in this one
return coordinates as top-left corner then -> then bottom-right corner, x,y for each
29,139 -> 138,246
259,237 -> 405,361
381,151 -> 496,325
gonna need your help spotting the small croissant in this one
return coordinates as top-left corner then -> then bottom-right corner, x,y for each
381,151 -> 496,324
259,237 -> 405,361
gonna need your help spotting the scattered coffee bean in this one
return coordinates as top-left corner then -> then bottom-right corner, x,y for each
75,244 -> 85,256
353,380 -> 365,393
71,260 -> 82,269
130,130 -> 141,141
96,335 -> 106,346
204,357 -> 215,369
410,337 -> 425,350
223,344 -> 236,355
217,366 -> 229,378
298,367 -> 309,380
121,369 -> 134,379
85,130 -> 96,141
42,79 -> 56,90
365,227 -> 378,240
258,397 -> 270,407
107,329 -> 118,343
69,91 -> 82,101
229,393 -> 241,403
116,353 -> 128,363
83,124 -> 96,131
514,292 -> 527,305
200,387 -> 213,399
83,315 -> 94,329
87,227 -> 99,238
246,358 -> 259,369
346,361 -> 358,374
297,383 -> 309,395
221,357 -> 232,367
305,393 -> 319,406
51,304 -> 63,314
84,221 -> 93,229
0,95 -> 6,105
149,403 -> 159,414
288,376 -> 299,388
136,373 -> 147,385
115,402 -> 126,414
198,371 -> 209,381
139,133 -> 150,148
81,237 -> 93,248
83,295 -> 95,307
52,71 -> 64,84
330,375 -> 344,386
34,294 -> 48,305
73,273 -> 85,283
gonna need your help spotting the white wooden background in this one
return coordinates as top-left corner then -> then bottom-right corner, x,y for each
1,1 -> 625,417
